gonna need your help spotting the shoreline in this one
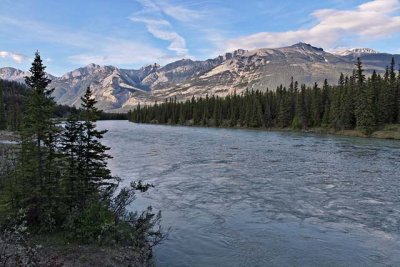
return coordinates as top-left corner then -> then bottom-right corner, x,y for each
3,124 -> 399,143
269,126 -> 400,140
129,121 -> 400,140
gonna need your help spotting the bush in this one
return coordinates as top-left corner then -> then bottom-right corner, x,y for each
63,201 -> 115,244
291,115 -> 302,129
63,182 -> 165,250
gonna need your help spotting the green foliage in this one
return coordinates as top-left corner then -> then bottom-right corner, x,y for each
1,52 -> 164,258
5,51 -> 62,230
63,201 -> 115,243
354,58 -> 377,134
0,84 -> 6,130
62,186 -> 165,249
0,79 -> 27,131
291,115 -> 302,129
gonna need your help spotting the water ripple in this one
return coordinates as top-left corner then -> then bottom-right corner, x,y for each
99,121 -> 400,267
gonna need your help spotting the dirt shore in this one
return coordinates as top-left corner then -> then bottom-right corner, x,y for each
0,235 -> 152,267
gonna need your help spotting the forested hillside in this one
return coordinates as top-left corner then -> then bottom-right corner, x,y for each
0,80 -> 27,131
129,58 -> 400,135
0,79 -> 127,132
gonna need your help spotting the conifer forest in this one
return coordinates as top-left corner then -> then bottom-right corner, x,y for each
129,58 -> 400,135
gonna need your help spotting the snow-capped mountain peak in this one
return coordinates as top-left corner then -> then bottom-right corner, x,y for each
334,48 -> 378,56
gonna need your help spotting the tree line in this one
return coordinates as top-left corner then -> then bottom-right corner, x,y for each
0,79 -> 127,132
128,58 -> 400,135
0,80 -> 26,131
0,52 -> 163,262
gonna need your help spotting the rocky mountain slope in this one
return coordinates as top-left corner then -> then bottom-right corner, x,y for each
0,67 -> 29,84
1,43 -> 399,112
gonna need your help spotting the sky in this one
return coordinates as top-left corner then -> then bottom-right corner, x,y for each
0,0 -> 399,76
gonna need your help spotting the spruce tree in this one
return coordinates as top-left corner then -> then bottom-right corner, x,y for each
321,80 -> 331,126
354,58 -> 376,134
61,111 -> 84,207
277,89 -> 291,127
264,96 -> 273,128
398,68 -> 400,123
0,83 -> 6,130
389,58 -> 398,123
310,83 -> 322,126
296,85 -> 308,129
7,51 -> 61,228
80,87 -> 115,203
330,74 -> 344,130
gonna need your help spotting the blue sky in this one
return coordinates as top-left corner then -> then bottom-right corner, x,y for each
0,0 -> 399,75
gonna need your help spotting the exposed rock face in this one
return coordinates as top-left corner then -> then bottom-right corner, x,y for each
0,67 -> 29,83
334,48 -> 378,56
1,43 -> 399,112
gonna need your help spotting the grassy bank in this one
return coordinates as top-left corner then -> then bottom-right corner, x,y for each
294,124 -> 400,140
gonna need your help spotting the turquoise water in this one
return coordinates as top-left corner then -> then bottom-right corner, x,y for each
99,121 -> 400,267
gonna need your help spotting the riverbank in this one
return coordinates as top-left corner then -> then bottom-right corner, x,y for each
0,234 -> 152,266
273,124 -> 400,140
130,121 -> 400,140
0,129 -> 155,267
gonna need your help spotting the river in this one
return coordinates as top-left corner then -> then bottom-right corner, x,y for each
98,120 -> 400,267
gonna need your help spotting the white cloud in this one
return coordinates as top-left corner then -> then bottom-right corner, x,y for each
135,0 -> 203,22
130,17 -> 188,57
224,0 -> 400,51
161,4 -> 203,22
132,0 -> 192,58
0,15 -> 168,66
358,0 -> 400,13
0,50 -> 28,63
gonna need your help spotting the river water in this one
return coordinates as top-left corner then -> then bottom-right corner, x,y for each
98,120 -> 400,267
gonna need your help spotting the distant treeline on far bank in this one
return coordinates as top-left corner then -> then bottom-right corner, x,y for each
128,58 -> 400,135
0,79 -> 127,131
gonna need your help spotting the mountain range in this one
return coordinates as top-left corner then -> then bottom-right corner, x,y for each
1,43 -> 399,112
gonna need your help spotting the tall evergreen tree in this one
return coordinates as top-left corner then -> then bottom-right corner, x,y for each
398,68 -> 400,123
80,87 -> 115,203
0,83 -> 6,130
6,51 -> 61,228
277,89 -> 291,127
354,58 -> 376,134
310,83 -> 322,126
389,58 -> 398,123
321,79 -> 331,126
61,111 -> 84,207
330,73 -> 344,129
264,94 -> 273,128
296,85 -> 308,129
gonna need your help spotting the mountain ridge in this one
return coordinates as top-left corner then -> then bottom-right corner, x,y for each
1,43 -> 399,112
